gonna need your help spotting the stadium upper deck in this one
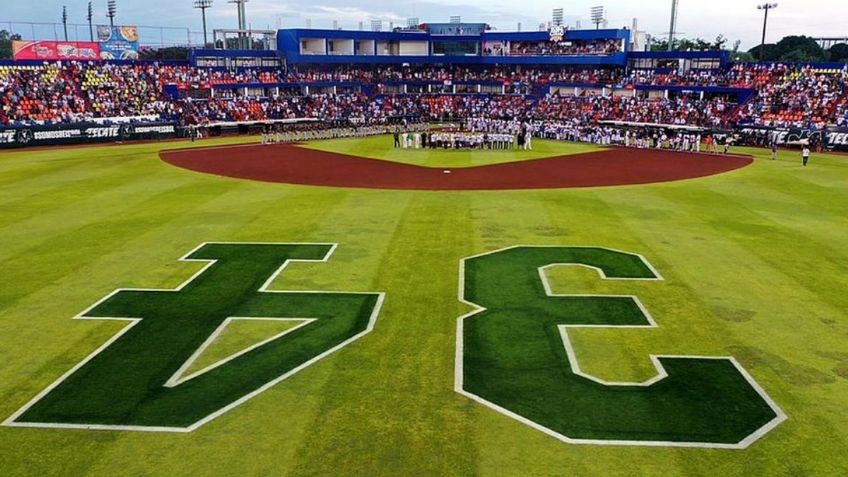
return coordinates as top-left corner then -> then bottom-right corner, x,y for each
276,25 -> 631,66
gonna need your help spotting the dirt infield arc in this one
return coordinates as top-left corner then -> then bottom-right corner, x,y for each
160,144 -> 753,191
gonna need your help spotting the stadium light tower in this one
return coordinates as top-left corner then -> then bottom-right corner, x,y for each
552,8 -> 564,27
667,0 -> 679,51
590,6 -> 606,30
757,3 -> 778,61
87,2 -> 94,41
193,0 -> 213,47
106,0 -> 117,27
62,6 -> 69,41
228,0 -> 249,49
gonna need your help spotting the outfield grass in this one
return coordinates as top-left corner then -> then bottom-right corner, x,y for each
300,135 -> 603,168
0,136 -> 847,476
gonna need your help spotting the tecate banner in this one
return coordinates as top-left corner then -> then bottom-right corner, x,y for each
12,40 -> 101,61
97,25 -> 140,60
824,127 -> 848,151
736,125 -> 848,152
0,123 -> 178,149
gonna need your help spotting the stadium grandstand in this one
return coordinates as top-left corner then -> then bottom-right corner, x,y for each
0,20 -> 846,150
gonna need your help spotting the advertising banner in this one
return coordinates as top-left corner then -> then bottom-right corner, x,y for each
824,127 -> 848,151
12,40 -> 100,61
734,125 -> 848,152
97,25 -> 140,60
0,122 -> 178,149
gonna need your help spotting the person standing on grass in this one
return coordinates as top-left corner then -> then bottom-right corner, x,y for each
770,141 -> 778,160
802,146 -> 811,167
393,130 -> 400,148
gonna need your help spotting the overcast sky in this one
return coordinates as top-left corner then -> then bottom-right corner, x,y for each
2,0 -> 845,49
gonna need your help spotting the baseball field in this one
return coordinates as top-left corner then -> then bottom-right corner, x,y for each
1,136 -> 846,476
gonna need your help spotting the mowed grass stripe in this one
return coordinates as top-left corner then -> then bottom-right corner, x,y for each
0,157 -> 190,228
0,179 -> 244,312
728,154 -> 848,223
0,136 -> 261,192
0,182 -> 352,381
0,183 -> 355,477
657,183 -> 848,312
287,192 -> 479,477
463,190 -> 595,474
0,144 -> 190,189
0,178 -> 254,400
464,189 -> 714,474
581,184 -> 818,477
614,181 -> 848,476
0,162 -> 210,263
71,186 -> 359,477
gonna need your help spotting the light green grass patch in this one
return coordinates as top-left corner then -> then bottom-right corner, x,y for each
300,134 -> 604,168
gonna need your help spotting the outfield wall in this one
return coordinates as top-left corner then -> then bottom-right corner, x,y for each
2,121 -> 847,151
0,123 -> 179,149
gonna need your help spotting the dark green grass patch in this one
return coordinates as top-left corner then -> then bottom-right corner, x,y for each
461,247 -> 779,445
14,243 -> 382,429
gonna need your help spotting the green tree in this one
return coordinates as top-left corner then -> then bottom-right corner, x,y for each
829,43 -> 848,63
650,36 -> 728,52
776,36 -> 827,61
732,51 -> 756,62
748,36 -> 827,62
0,30 -> 24,60
139,46 -> 190,60
748,43 -> 780,61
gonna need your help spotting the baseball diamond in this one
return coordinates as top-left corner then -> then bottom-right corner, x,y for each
1,2 -> 847,477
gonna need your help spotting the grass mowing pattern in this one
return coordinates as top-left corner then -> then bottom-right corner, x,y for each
1,137 -> 847,475
461,247 -> 779,444
14,243 -> 382,429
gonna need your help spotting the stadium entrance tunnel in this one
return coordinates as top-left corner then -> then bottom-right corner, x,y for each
160,144 -> 753,191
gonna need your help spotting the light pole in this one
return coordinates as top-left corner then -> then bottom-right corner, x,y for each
107,0 -> 117,27
667,0 -> 679,51
194,0 -> 213,47
757,3 -> 778,61
62,6 -> 69,41
87,2 -> 94,41
590,6 -> 605,30
228,0 -> 249,49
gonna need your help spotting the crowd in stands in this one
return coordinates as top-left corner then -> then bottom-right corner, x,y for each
468,117 -> 717,152
533,93 -> 733,128
167,65 -> 627,86
504,39 -> 622,57
733,65 -> 848,128
1,61 -> 846,130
